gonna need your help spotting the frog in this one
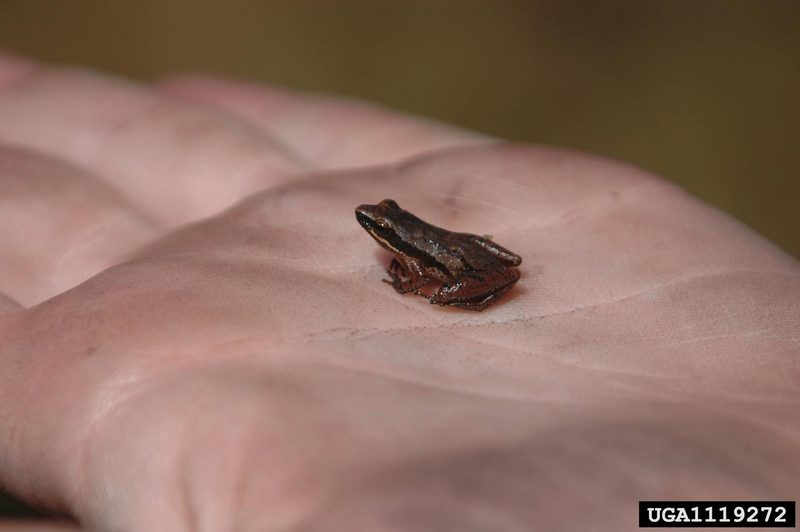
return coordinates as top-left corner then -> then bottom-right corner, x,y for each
355,199 -> 522,311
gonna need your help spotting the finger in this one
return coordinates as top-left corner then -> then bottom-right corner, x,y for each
0,145 -> 158,305
161,76 -> 491,169
0,292 -> 21,312
0,52 -> 309,226
0,51 -> 36,88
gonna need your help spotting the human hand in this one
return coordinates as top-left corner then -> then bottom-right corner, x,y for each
0,52 -> 798,531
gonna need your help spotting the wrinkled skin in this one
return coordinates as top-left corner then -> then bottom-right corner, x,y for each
0,51 -> 798,532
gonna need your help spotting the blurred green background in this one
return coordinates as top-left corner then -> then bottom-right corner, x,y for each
0,0 -> 798,518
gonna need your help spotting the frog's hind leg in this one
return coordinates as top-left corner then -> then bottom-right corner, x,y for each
469,236 -> 522,266
441,283 -> 514,311
383,255 -> 429,295
430,268 -> 520,311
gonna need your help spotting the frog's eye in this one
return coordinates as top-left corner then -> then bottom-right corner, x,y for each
374,217 -> 391,229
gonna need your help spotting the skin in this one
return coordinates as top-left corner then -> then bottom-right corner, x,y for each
0,51 -> 798,531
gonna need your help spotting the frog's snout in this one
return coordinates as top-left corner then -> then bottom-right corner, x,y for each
355,205 -> 377,229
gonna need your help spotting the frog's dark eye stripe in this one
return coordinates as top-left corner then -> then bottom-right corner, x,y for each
375,218 -> 391,229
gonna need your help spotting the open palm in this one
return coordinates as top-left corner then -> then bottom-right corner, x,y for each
0,53 -> 798,531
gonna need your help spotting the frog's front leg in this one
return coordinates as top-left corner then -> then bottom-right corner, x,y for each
383,254 -> 430,294
429,268 -> 520,310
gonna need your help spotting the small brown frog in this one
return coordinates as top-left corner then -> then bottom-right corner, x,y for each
355,199 -> 522,311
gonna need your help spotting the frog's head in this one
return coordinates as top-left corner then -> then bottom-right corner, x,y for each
355,199 -> 403,252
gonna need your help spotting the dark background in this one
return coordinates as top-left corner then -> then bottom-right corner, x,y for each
1,0 -> 798,519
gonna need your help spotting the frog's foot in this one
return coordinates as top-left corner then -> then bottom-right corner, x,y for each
383,274 -> 428,295
383,257 -> 430,295
383,260 -> 411,293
